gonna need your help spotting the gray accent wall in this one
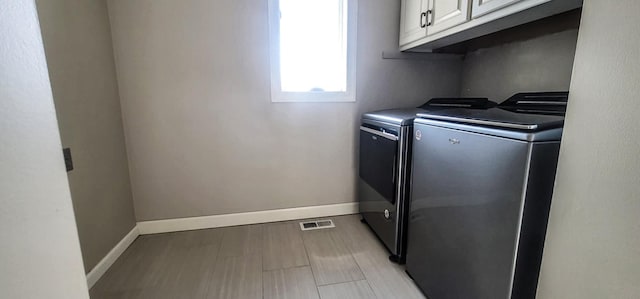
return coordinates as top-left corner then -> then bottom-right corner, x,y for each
537,1 -> 640,298
107,0 -> 462,221
36,0 -> 137,273
459,11 -> 580,102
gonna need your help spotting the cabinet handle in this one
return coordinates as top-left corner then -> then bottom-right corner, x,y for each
426,9 -> 433,26
420,12 -> 427,28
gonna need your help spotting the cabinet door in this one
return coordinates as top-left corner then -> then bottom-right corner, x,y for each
399,0 -> 430,46
471,0 -> 522,18
427,0 -> 470,35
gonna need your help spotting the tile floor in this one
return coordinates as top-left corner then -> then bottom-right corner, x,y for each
90,214 -> 425,299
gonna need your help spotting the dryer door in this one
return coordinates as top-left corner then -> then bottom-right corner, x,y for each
359,126 -> 398,204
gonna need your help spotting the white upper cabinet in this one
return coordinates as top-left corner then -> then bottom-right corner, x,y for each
399,0 -> 430,46
399,0 -> 583,51
472,0 -> 522,18
428,0 -> 471,35
399,0 -> 470,46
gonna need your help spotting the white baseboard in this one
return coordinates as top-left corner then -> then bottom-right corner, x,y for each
137,202 -> 359,235
86,226 -> 139,288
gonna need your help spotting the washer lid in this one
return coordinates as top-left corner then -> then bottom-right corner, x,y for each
416,107 -> 564,131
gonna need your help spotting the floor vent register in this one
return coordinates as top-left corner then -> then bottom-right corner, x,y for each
299,219 -> 335,231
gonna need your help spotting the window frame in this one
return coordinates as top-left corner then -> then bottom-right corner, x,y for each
267,0 -> 358,103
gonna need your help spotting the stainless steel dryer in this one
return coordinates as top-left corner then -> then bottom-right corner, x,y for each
358,98 -> 495,263
406,92 -> 569,299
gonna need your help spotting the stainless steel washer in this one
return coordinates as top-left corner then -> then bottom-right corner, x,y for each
406,92 -> 568,299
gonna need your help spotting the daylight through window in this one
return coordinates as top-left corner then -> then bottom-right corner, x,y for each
269,0 -> 357,102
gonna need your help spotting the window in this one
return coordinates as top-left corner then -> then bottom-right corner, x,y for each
268,0 -> 357,102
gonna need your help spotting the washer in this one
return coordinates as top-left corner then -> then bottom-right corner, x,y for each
406,92 -> 568,299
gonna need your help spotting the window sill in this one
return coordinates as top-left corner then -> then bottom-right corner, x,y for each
271,92 -> 356,103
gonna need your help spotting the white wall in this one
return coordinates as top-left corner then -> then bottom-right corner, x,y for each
537,1 -> 640,298
0,1 -> 89,298
35,0 -> 137,273
107,0 -> 462,221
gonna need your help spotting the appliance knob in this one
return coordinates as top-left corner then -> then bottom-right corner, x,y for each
384,209 -> 391,219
